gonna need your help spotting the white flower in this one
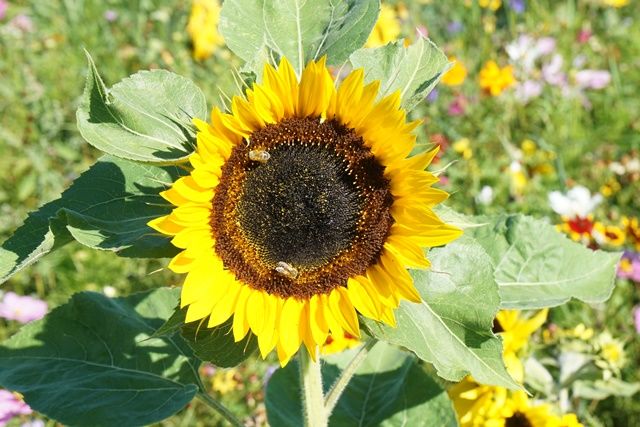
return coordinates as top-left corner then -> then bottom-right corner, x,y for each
476,185 -> 494,205
103,286 -> 118,298
548,185 -> 602,218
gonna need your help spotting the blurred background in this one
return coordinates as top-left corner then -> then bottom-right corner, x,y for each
0,0 -> 638,425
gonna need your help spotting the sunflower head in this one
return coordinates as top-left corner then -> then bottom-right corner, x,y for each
149,57 -> 461,365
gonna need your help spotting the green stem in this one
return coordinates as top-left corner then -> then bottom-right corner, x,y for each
197,391 -> 244,427
299,346 -> 327,427
324,339 -> 376,415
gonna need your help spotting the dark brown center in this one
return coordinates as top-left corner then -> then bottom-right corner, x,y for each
505,412 -> 533,427
210,117 -> 393,299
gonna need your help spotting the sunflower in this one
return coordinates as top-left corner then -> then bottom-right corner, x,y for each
494,309 -> 548,383
149,57 -> 461,365
320,332 -> 361,355
485,391 -> 554,427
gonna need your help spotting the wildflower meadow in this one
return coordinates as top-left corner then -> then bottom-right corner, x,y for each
0,0 -> 638,426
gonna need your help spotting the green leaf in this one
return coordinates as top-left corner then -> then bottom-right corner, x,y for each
77,52 -> 207,163
363,236 -> 520,389
349,37 -> 450,111
181,315 -> 258,368
0,155 -> 182,285
153,305 -> 258,368
265,342 -> 457,427
573,378 -> 640,400
469,215 -> 621,309
0,288 -> 201,427
219,0 -> 380,75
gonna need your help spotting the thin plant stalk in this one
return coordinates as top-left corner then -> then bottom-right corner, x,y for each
324,339 -> 376,414
197,391 -> 245,427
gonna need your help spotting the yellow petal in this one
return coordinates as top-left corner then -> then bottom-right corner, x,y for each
279,298 -> 304,357
232,286 -> 252,342
308,295 -> 329,345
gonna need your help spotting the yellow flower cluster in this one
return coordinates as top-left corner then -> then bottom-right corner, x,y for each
449,309 -> 583,427
479,60 -> 516,96
365,4 -> 401,47
556,214 -> 640,248
187,0 -> 224,60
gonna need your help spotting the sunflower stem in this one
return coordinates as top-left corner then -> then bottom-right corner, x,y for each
197,391 -> 244,427
324,339 -> 376,415
299,346 -> 328,427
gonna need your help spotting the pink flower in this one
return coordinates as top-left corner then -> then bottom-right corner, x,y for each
575,70 -> 611,90
447,95 -> 467,116
0,390 -> 32,426
577,29 -> 592,44
0,0 -> 8,21
0,292 -> 47,324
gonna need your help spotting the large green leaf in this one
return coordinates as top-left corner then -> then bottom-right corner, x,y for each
364,236 -> 519,389
468,215 -> 620,309
155,306 -> 258,368
265,342 -> 457,427
219,0 -> 380,76
349,37 -> 450,111
0,288 -> 201,427
0,155 -> 182,285
77,53 -> 206,163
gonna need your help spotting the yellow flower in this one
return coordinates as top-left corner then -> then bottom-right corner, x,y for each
187,0 -> 224,60
366,4 -> 401,47
441,57 -> 468,86
486,391 -> 554,427
453,138 -> 473,159
479,0 -> 502,10
521,139 -> 537,157
148,57 -> 461,366
601,0 -> 629,7
593,222 -> 626,247
622,216 -> 640,251
448,377 -> 506,427
508,161 -> 528,198
548,413 -> 584,427
596,332 -> 626,369
320,332 -> 361,355
479,60 -> 516,96
494,309 -> 548,383
212,370 -> 238,395
569,323 -> 594,341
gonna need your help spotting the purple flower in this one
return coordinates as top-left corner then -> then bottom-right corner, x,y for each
575,70 -> 611,90
634,306 -> 640,334
21,420 -> 44,427
426,88 -> 439,102
0,292 -> 47,324
618,252 -> 640,283
542,54 -> 567,86
104,10 -> 118,22
536,37 -> 556,56
515,80 -> 543,103
447,20 -> 463,34
0,0 -> 8,21
0,390 -> 32,426
509,0 -> 526,14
